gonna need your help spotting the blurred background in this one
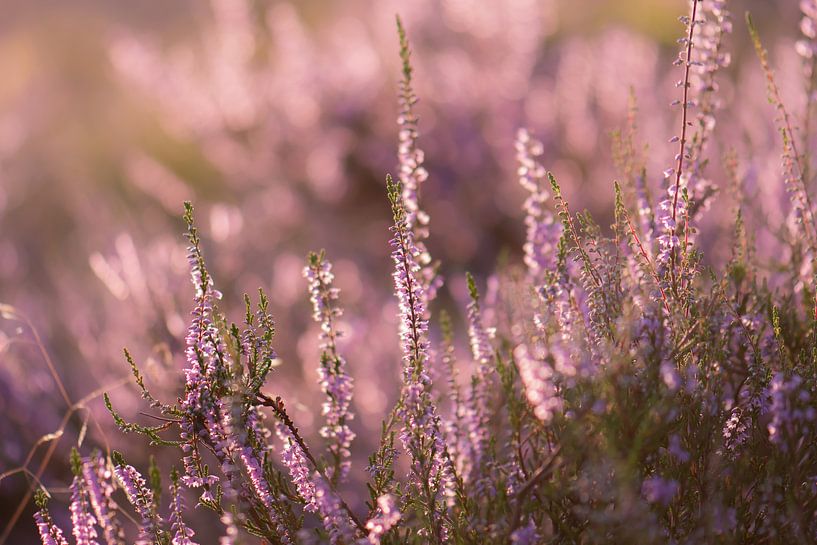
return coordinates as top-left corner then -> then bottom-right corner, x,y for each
0,0 -> 806,541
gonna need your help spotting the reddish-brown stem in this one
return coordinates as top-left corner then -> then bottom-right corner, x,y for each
671,0 -> 699,226
670,0 -> 700,293
624,207 -> 672,316
257,393 -> 367,534
682,196 -> 692,318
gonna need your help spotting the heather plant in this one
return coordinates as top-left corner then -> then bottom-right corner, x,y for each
10,1 -> 817,544
0,3 -> 796,507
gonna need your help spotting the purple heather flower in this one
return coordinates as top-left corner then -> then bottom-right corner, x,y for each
389,187 -> 430,375
641,476 -> 679,506
312,474 -> 358,545
277,424 -> 319,513
178,215 -> 247,506
304,253 -> 355,483
34,509 -> 69,545
218,512 -> 239,545
466,293 -> 493,380
667,434 -> 690,463
660,359 -> 681,392
82,455 -> 125,545
276,423 -> 359,544
797,1 -> 817,62
69,476 -> 100,545
516,128 -> 560,284
514,343 -> 562,423
365,494 -> 401,545
169,475 -> 199,545
388,175 -> 457,525
398,257 -> 458,519
655,181 -> 684,281
179,238 -> 226,493
238,446 -> 293,544
768,372 -> 816,450
396,23 -> 440,304
669,1 -> 730,259
462,280 -> 494,483
113,462 -> 164,544
510,519 -> 539,545
722,406 -> 749,456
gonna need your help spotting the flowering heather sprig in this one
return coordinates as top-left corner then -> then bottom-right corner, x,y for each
436,311 -> 466,472
798,0 -> 817,154
236,446 -> 293,544
748,13 -> 817,254
767,372 -> 816,451
517,152 -> 575,360
461,273 -> 493,483
549,173 -> 618,347
277,426 -> 319,513
576,210 -> 624,345
304,250 -> 355,484
722,407 -> 750,456
614,181 -> 671,315
169,469 -> 198,545
33,491 -> 69,545
612,92 -> 655,244
513,343 -> 561,424
82,454 -> 125,545
655,181 -> 684,285
69,450 -> 100,545
261,394 -> 364,541
179,202 -> 226,494
547,173 -> 602,293
466,275 -> 493,384
395,15 -> 440,304
515,128 -> 560,284
112,452 -> 166,544
312,475 -> 358,545
387,174 -> 429,378
386,174 -> 458,536
681,0 -> 731,255
663,0 -> 701,292
364,494 -> 400,545
686,0 -> 731,177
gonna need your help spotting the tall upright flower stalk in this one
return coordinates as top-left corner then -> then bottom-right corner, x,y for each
81,453 -> 125,545
168,468 -> 198,545
396,15 -> 441,305
798,0 -> 817,168
304,250 -> 355,485
748,12 -> 817,257
516,128 -> 560,286
680,0 -> 731,267
461,273 -> 494,486
33,491 -> 69,545
112,453 -> 166,545
68,450 -> 100,545
387,174 -> 458,540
